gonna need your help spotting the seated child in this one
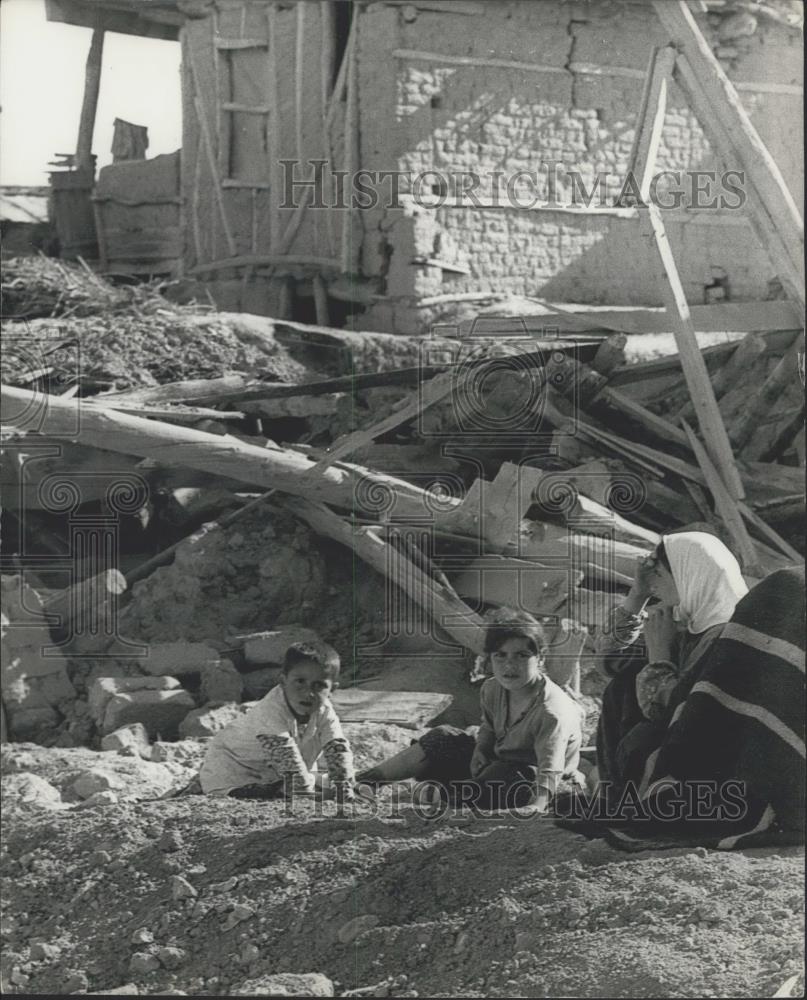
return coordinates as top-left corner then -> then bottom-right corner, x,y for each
358,613 -> 584,814
199,642 -> 355,801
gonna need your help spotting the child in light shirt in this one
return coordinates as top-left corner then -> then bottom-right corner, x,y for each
358,613 -> 584,814
199,642 -> 355,801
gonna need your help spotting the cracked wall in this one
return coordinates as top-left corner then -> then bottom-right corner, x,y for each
353,0 -> 803,332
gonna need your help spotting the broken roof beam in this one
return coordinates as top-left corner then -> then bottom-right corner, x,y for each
45,0 -> 182,40
0,385 -> 454,524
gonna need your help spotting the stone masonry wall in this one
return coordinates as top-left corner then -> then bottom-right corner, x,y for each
354,0 -> 803,333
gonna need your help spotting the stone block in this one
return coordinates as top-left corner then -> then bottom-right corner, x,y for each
100,722 -> 151,756
88,675 -> 181,724
178,702 -> 247,739
242,667 -> 282,701
2,772 -> 63,811
138,642 -> 221,677
200,659 -> 243,705
231,973 -> 334,996
9,707 -> 60,741
102,688 -> 196,738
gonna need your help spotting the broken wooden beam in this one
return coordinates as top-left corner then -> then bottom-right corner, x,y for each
729,332 -> 805,453
285,497 -> 486,654
43,568 -> 126,632
0,385 -> 454,523
681,420 -> 760,572
642,204 -> 746,500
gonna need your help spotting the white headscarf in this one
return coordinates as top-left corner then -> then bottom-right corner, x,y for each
662,531 -> 749,634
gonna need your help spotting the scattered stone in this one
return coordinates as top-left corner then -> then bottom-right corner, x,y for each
159,829 -> 184,853
129,952 -> 160,974
103,688 -> 196,739
200,659 -> 244,705
88,986 -> 139,996
138,642 -> 221,677
209,876 -> 239,893
72,769 -> 124,800
241,942 -> 261,964
2,772 -> 63,811
222,903 -> 255,931
88,676 -> 181,724
79,790 -> 120,809
30,941 -> 61,961
101,723 -> 151,757
231,972 -> 335,996
91,850 -> 112,867
63,971 -> 90,992
156,945 -> 187,970
171,875 -> 197,900
338,914 -> 380,945
179,702 -> 246,739
130,928 -> 154,946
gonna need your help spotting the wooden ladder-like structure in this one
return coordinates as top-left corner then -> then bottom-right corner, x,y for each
624,0 -> 804,572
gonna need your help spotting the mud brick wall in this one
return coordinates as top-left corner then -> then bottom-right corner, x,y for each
354,0 -> 803,332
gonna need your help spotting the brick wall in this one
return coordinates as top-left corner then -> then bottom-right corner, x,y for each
353,0 -> 803,332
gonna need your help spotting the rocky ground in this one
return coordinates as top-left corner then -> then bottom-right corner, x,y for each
1,737 -> 804,999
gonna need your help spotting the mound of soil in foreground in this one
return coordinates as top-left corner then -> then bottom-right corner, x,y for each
1,743 -> 804,998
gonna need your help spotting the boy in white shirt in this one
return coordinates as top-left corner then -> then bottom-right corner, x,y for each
199,643 -> 355,802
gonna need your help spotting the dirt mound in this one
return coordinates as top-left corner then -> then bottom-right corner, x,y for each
1,764 -> 802,998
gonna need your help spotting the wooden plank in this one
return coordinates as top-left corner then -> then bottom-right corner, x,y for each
220,102 -> 272,115
288,498 -> 486,653
307,369 -> 457,474
681,420 -> 760,572
215,37 -> 267,49
655,0 -> 804,306
623,46 -> 677,202
187,44 -> 237,257
393,48 -> 568,75
341,17 -> 358,273
0,385 -> 457,524
730,332 -> 805,453
330,689 -> 452,729
267,2 -> 280,252
313,273 -> 330,326
449,558 -> 574,617
295,1 -> 305,166
643,203 -> 746,499
76,28 -> 105,170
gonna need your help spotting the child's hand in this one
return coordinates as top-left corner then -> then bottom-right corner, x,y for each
469,747 -> 490,778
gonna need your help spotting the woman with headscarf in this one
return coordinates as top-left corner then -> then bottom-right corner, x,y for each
594,530 -> 748,795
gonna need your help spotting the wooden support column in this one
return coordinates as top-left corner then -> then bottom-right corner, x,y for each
643,204 -> 746,500
76,28 -> 105,170
625,44 -> 746,501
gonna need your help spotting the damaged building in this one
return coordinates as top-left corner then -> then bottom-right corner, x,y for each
46,0 -> 803,332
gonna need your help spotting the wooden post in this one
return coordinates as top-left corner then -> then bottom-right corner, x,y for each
653,0 -> 804,308
312,273 -> 330,326
681,421 -> 759,573
621,43 -> 746,500
642,204 -> 746,500
295,1 -> 305,167
341,16 -> 358,274
76,28 -> 105,170
622,46 -> 677,201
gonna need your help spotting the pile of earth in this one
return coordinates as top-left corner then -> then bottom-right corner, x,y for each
1,736 -> 803,998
